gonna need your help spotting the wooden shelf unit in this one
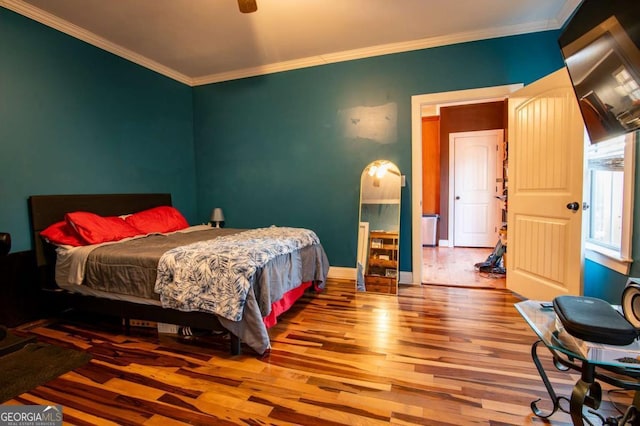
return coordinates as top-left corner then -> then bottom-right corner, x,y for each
365,231 -> 399,294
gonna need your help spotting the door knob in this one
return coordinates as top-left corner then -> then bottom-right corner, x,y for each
455,196 -> 460,200
566,202 -> 580,211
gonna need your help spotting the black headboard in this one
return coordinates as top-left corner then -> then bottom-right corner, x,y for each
28,193 -> 172,271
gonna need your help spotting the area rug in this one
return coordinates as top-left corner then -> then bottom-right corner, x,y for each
0,342 -> 92,403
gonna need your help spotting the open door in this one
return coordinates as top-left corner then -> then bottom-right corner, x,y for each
506,68 -> 585,300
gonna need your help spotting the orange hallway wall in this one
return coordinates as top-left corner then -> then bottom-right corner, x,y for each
421,116 -> 440,215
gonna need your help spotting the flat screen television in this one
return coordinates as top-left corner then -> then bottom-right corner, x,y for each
558,0 -> 640,143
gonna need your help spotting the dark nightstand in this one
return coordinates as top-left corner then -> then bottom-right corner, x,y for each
0,232 -> 36,356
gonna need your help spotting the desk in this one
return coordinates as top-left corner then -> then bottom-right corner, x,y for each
515,300 -> 640,425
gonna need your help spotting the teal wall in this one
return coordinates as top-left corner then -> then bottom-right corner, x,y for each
9,7 -> 610,284
193,31 -> 566,271
0,8 -> 196,252
584,260 -> 625,302
360,204 -> 400,233
584,132 -> 640,303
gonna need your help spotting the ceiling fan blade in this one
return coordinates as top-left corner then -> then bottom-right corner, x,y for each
238,0 -> 258,13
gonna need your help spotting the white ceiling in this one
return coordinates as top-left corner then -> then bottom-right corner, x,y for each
2,0 -> 581,86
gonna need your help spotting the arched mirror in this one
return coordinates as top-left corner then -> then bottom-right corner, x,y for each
356,160 -> 401,294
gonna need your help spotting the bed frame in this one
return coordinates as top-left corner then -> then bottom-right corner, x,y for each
28,193 -> 242,355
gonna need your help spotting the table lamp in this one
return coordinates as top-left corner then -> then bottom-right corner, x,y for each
211,208 -> 225,228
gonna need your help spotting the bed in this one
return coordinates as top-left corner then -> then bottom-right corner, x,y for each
28,193 -> 330,356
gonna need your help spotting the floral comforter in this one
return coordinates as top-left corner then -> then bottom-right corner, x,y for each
154,226 -> 321,321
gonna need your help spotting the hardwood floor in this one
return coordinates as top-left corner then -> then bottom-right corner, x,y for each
6,280 -> 632,425
422,247 -> 506,289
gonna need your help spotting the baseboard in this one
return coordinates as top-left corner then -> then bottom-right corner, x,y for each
327,266 -> 356,281
399,271 -> 415,285
328,267 -> 415,285
438,239 -> 451,247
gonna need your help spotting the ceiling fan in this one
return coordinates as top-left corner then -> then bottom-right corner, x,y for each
238,0 -> 258,13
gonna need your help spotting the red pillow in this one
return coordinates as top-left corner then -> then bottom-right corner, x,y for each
65,211 -> 143,245
40,221 -> 86,247
124,206 -> 189,234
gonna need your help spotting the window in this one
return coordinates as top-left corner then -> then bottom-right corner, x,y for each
613,67 -> 640,103
584,132 -> 636,274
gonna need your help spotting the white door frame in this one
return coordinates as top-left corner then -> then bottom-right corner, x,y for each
410,84 -> 523,283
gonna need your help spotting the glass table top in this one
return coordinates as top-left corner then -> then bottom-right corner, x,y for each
515,299 -> 640,371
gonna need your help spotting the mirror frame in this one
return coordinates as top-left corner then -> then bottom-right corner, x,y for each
356,160 -> 401,295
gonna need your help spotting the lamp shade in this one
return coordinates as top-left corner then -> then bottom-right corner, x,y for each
211,208 -> 225,222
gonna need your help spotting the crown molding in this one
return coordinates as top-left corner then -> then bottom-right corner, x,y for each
556,0 -> 583,28
1,0 -> 194,86
192,19 -> 566,86
2,0 -> 580,87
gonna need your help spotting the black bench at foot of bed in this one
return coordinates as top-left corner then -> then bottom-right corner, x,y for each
43,288 -> 242,355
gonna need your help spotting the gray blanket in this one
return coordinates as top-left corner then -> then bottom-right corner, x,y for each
84,229 -> 241,299
82,227 -> 330,354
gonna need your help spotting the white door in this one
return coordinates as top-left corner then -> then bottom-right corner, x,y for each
452,130 -> 502,247
507,67 -> 585,300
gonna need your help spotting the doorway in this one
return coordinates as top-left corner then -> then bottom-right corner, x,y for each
421,246 -> 506,289
410,84 -> 523,285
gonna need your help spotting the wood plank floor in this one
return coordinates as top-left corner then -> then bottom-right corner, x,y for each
6,280 -> 633,425
422,247 -> 506,289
